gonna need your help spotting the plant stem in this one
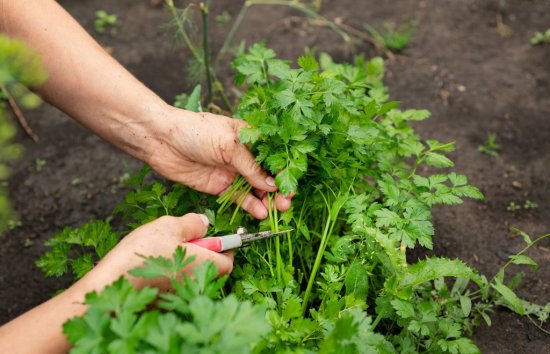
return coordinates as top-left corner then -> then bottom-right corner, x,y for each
301,214 -> 333,315
371,312 -> 383,331
216,0 -> 355,65
216,1 -> 250,63
217,175 -> 247,214
200,2 -> 213,105
165,0 -> 232,112
490,233 -> 550,283
268,193 -> 283,284
251,0 -> 351,44
165,1 -> 201,61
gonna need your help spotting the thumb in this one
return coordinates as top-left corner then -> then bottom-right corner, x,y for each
173,213 -> 210,242
230,120 -> 278,192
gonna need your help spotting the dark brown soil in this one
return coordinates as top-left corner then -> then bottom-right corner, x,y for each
1,0 -> 549,352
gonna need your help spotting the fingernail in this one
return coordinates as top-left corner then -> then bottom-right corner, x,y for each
265,176 -> 276,187
198,214 -> 210,226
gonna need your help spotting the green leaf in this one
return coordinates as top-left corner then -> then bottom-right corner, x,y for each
297,54 -> 319,71
71,254 -> 95,280
391,299 -> 415,319
460,295 -> 472,317
240,127 -> 261,144
184,84 -> 202,112
403,109 -> 430,121
129,246 -> 195,281
374,208 -> 401,228
426,140 -> 455,152
509,254 -> 539,271
492,279 -> 524,315
264,152 -> 287,173
425,152 -> 454,168
397,257 -> 484,297
275,89 -> 296,109
344,262 -> 369,300
511,228 -> 532,245
454,185 -> 484,200
275,168 -> 298,195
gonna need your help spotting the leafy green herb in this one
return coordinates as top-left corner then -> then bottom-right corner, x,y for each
40,45 -> 550,353
37,220 -> 119,279
64,247 -> 270,353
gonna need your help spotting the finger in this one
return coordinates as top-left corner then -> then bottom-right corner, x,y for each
230,121 -> 278,193
174,213 -> 210,242
276,193 -> 293,211
216,250 -> 234,275
260,192 -> 294,212
186,244 -> 235,275
238,191 -> 268,219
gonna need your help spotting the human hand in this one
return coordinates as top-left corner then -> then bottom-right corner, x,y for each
145,107 -> 292,219
80,213 -> 233,292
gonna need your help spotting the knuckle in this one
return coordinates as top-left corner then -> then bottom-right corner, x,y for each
157,215 -> 175,224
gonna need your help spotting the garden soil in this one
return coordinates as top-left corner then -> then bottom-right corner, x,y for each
1,0 -> 549,352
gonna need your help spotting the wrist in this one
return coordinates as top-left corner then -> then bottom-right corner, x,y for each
142,105 -> 199,166
115,98 -> 174,164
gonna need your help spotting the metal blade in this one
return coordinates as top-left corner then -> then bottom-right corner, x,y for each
240,228 -> 294,244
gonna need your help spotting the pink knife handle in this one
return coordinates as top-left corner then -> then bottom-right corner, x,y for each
189,237 -> 222,252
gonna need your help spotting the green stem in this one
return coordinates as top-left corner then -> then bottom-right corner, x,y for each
216,0 -> 354,64
216,1 -> 250,63
165,0 -> 232,112
371,313 -> 383,331
248,0 -> 351,44
301,214 -> 332,315
268,193 -> 283,284
490,232 -> 550,283
229,183 -> 252,225
217,175 -> 247,214
165,1 -> 201,62
200,2 -> 213,105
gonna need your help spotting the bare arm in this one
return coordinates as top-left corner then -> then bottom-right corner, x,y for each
2,0 -> 167,163
1,0 -> 292,218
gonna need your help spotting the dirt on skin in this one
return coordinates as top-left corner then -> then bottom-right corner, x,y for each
1,0 -> 549,352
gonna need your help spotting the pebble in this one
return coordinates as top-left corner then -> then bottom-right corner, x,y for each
511,181 -> 522,189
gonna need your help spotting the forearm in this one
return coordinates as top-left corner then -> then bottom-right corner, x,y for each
0,278 -> 94,353
1,0 -> 170,162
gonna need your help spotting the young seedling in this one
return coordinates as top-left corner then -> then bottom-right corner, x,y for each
215,10 -> 231,25
94,10 -> 118,35
365,21 -> 416,52
523,199 -> 538,210
35,158 -> 46,172
507,201 -> 521,212
530,28 -> 550,45
478,132 -> 501,157
7,219 -> 22,230
507,199 -> 538,212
